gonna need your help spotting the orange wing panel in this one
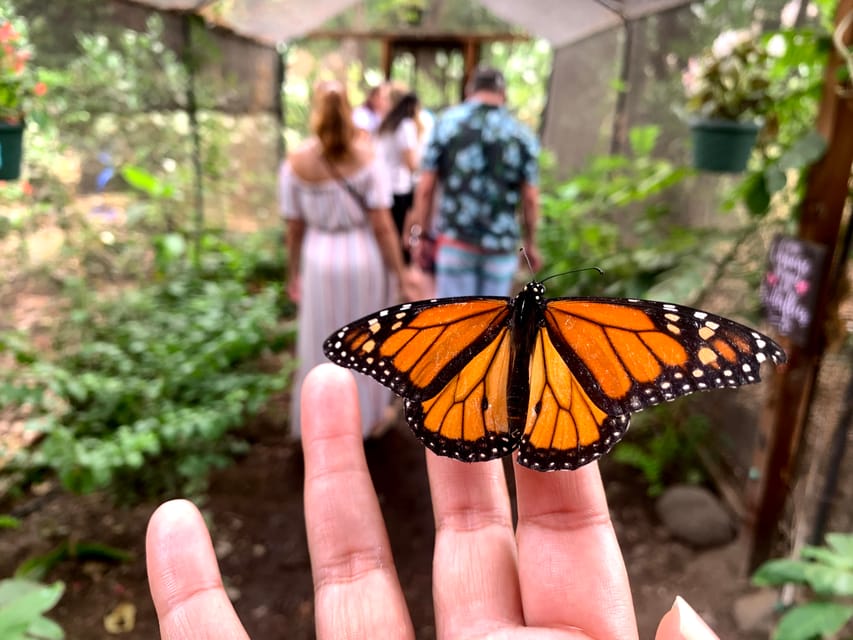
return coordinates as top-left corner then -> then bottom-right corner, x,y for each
417,328 -> 512,442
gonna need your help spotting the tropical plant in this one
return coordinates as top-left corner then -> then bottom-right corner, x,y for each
725,20 -> 832,217
0,12 -> 46,123
683,28 -> 775,122
610,407 -> 708,496
537,125 -> 702,301
753,532 -> 853,640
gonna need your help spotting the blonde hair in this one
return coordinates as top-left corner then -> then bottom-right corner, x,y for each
310,80 -> 356,161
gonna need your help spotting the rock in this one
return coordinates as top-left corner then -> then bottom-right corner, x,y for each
733,589 -> 779,634
655,484 -> 735,547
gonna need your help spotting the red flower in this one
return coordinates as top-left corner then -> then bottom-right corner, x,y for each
33,81 -> 46,96
0,22 -> 18,43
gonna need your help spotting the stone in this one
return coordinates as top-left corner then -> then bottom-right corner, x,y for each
733,589 -> 779,634
655,484 -> 736,548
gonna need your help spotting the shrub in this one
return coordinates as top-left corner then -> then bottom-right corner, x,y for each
1,276 -> 293,499
753,533 -> 853,640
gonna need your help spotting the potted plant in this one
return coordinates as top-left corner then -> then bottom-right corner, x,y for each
683,29 -> 774,173
0,16 -> 46,180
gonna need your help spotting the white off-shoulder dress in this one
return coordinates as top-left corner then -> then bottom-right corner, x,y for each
279,158 -> 396,438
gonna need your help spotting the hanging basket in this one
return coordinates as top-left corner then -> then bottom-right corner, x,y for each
0,120 -> 24,180
689,118 -> 760,173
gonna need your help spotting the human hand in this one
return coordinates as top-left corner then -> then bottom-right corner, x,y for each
286,276 -> 301,304
398,267 -> 428,302
146,364 -> 720,639
522,241 -> 543,274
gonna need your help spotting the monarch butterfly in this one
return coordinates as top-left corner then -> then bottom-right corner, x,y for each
322,280 -> 786,471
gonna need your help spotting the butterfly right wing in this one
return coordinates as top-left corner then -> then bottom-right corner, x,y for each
323,297 -> 519,460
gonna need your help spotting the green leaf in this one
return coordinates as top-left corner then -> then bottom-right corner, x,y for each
825,533 -> 853,563
801,544 -> 853,570
0,580 -> 64,633
120,165 -> 160,196
742,172 -> 771,215
777,131 -> 827,171
15,544 -> 70,581
753,558 -> 811,586
802,563 -> 853,597
764,166 -> 787,195
0,515 -> 20,529
25,615 -> 64,639
773,602 -> 853,640
158,233 -> 186,259
628,125 -> 660,157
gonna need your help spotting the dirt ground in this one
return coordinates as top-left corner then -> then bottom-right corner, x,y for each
0,393 -> 773,640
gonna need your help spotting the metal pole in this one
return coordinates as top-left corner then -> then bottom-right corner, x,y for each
182,13 -> 205,270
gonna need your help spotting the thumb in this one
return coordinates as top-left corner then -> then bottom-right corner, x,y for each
655,596 -> 720,640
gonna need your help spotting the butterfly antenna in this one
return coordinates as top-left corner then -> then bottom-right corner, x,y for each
540,266 -> 604,285
519,247 -> 534,276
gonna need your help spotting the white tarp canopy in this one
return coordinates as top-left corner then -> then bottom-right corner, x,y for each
128,0 -> 692,48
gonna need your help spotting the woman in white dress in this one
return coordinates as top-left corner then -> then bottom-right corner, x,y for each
376,91 -> 422,248
279,80 -> 416,438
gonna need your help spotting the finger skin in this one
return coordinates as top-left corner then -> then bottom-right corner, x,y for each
146,499 -> 249,640
427,453 -> 523,638
515,462 -> 638,639
655,596 -> 721,640
302,363 -> 414,639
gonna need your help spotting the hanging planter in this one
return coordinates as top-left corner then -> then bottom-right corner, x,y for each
682,28 -> 775,173
0,14 -> 48,181
689,118 -> 760,173
0,120 -> 24,180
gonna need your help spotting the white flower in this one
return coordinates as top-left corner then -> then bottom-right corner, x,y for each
781,1 -> 819,26
766,34 -> 787,57
682,57 -> 701,94
711,29 -> 752,59
780,0 -> 800,27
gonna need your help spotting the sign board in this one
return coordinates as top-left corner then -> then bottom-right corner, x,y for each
761,234 -> 827,346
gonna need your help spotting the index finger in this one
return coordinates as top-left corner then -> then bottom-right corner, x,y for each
514,462 -> 638,639
146,499 -> 249,640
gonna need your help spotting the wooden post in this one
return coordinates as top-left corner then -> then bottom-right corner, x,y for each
381,37 -> 393,79
460,38 -> 482,99
747,0 -> 853,569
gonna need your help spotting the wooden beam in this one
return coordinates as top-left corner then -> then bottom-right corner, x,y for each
747,0 -> 853,569
303,29 -> 529,44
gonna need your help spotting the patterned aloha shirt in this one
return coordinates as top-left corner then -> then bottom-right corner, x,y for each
421,100 -> 539,252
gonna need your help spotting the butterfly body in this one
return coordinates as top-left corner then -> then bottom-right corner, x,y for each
323,281 -> 786,471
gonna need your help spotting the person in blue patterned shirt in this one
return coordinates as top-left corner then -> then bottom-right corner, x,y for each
407,66 -> 541,297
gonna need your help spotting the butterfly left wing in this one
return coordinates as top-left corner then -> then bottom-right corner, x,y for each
323,297 -> 522,460
517,297 -> 786,471
518,325 -> 630,470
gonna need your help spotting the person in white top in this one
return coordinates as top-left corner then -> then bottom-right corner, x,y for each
376,91 -> 422,259
352,82 -> 392,135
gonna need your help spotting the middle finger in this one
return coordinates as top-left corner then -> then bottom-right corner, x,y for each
427,453 -> 523,638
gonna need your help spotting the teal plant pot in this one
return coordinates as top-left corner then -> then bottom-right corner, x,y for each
0,120 -> 24,180
689,118 -> 760,173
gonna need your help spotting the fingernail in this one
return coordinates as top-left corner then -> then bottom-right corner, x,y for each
670,596 -> 720,640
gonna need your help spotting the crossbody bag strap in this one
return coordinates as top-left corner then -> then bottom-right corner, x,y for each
321,154 -> 370,213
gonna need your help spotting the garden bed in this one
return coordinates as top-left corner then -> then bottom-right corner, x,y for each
0,401 -> 767,639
